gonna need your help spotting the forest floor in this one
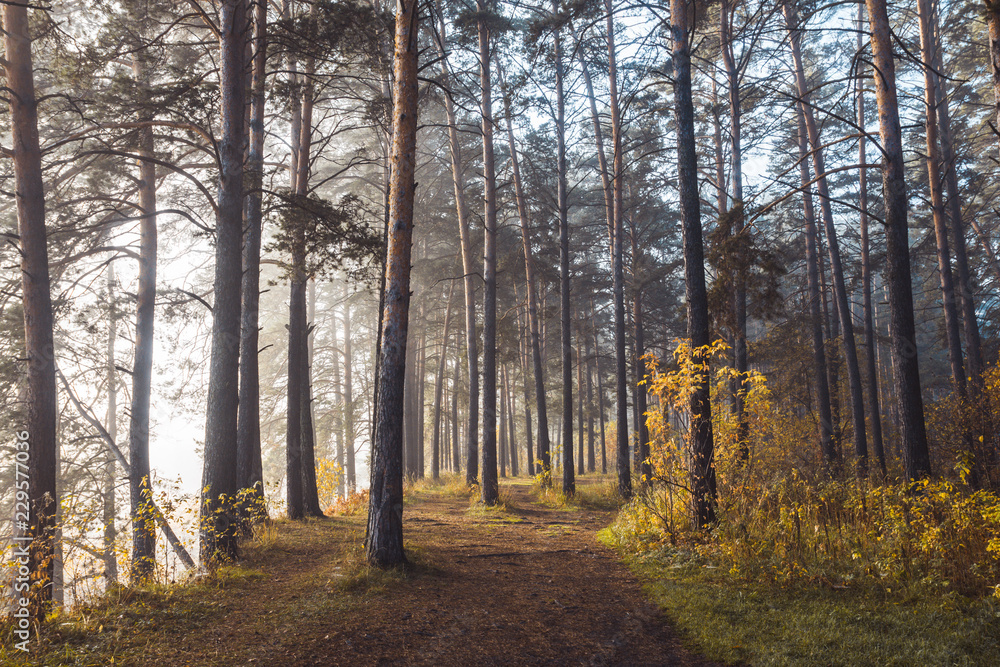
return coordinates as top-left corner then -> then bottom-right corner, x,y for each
6,475 -> 726,666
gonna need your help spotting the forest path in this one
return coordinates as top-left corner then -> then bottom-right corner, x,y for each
42,477 -> 723,666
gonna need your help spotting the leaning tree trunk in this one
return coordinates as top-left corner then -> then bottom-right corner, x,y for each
5,0 -> 58,619
501,77 -> 551,479
856,5 -> 887,477
238,0 -> 267,517
605,0 -> 631,500
129,52 -> 158,579
672,0 -> 716,527
201,0 -> 247,564
365,0 -> 419,567
795,104 -> 837,466
785,0 -> 867,474
865,0 -> 931,479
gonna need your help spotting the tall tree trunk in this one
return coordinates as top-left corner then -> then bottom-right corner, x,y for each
606,0 -> 630,499
432,284 -> 456,479
672,0 -> 716,527
506,367 -> 519,476
434,3 -> 479,487
331,300 -> 345,499
129,53 -> 158,578
553,0 -> 575,498
986,0 -> 1000,160
577,333 -> 585,475
479,0 -> 500,505
201,0 -> 246,564
795,105 -> 837,465
515,294 -> 536,476
865,0 -> 931,479
104,263 -> 119,586
720,0 -> 749,455
917,0 -> 966,402
501,77 -> 551,479
453,357 -> 461,474
585,323 -> 596,474
857,5 -> 887,477
301,281 -> 323,516
238,0 -> 267,516
344,293 -> 357,492
784,0 -> 867,473
630,251 -> 651,482
6,0 -> 57,619
417,324 -> 426,478
365,0 -> 419,567
499,369 -> 507,478
592,297 -> 608,474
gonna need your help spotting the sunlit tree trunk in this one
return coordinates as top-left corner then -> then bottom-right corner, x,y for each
592,297 -> 608,474
865,0 -> 931,479
672,0 -> 715,526
365,0 -> 419,567
104,264 -> 119,586
506,367 -> 519,476
432,284 -> 455,479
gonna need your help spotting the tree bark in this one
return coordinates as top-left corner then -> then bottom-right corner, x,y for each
365,0 -> 419,567
301,281 -> 323,516
5,0 -> 59,617
986,0 -> 1000,160
592,297 -> 608,474
104,264 -> 119,586
672,0 -> 716,527
506,367 -> 519,476
865,0 -> 931,479
344,293 -> 357,492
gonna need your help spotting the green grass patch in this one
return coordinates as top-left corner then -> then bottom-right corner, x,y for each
600,529 -> 1000,666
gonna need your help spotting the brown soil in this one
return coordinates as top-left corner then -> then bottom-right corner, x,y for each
28,477 -> 723,666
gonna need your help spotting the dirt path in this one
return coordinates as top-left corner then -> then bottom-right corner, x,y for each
37,477 -> 722,666
264,478 -> 719,666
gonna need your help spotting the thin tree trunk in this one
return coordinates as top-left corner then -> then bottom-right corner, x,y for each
515,294 -> 536,476
553,0 -> 574,497
104,264 -> 119,586
672,0 -> 716,527
592,298 -> 608,474
785,0 -> 867,473
129,53 -> 158,578
720,0 -> 749,456
606,0 -> 630,499
499,369 -> 507,479
301,281 -> 323,516
343,293 -> 357,492
201,0 -> 247,564
479,0 -> 500,505
865,0 -> 931,479
986,0 -> 1000,160
917,0 -> 966,402
585,323 -> 596,473
331,300 -> 345,499
434,3 -> 479,487
506,367 -> 519,476
501,76 -> 551,479
796,105 -> 837,464
433,284 -> 456,479
577,334 -> 585,475
365,0 -> 419,567
238,0 -> 267,518
452,357 -> 461,475
857,5 -> 887,477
